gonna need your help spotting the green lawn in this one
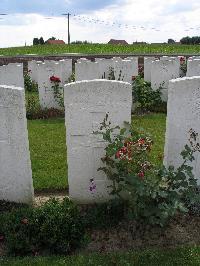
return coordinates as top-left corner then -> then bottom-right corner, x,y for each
28,118 -> 67,191
1,43 -> 200,56
1,246 -> 199,266
28,114 -> 166,191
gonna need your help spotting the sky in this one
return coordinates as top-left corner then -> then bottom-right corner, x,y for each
0,0 -> 200,48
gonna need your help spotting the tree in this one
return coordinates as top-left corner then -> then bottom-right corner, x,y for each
48,37 -> 56,40
168,38 -> 175,44
39,37 -> 45,45
33,38 -> 40,45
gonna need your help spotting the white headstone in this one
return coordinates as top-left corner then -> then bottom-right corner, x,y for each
0,85 -> 33,203
144,57 -> 156,82
164,76 -> 200,185
64,79 -> 132,203
151,59 -> 180,101
95,58 -> 113,79
59,59 -> 72,84
186,59 -> 200,77
37,62 -> 63,109
114,59 -> 138,83
75,61 -> 100,81
28,60 -> 43,83
0,63 -> 24,88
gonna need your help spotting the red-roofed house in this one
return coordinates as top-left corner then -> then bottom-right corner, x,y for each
108,39 -> 128,45
46,40 -> 65,45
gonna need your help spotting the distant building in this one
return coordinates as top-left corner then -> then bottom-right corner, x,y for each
132,41 -> 147,45
108,39 -> 128,45
46,40 -> 65,45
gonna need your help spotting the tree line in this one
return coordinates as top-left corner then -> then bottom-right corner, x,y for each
33,37 -> 56,45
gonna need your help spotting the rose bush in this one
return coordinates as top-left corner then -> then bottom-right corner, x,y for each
95,115 -> 200,226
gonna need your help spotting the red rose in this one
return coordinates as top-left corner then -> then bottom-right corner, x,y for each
50,76 -> 61,83
138,171 -> 145,180
138,138 -> 145,145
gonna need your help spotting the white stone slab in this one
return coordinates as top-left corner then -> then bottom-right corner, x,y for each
95,58 -> 114,79
0,85 -> 33,203
144,57 -> 156,82
28,60 -> 43,83
64,79 -> 132,203
75,61 -> 101,81
151,59 -> 180,101
164,76 -> 200,185
114,59 -> 138,83
59,59 -> 72,84
37,62 -> 63,109
186,59 -> 200,77
0,63 -> 24,88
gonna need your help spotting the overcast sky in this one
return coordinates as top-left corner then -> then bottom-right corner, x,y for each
0,0 -> 200,48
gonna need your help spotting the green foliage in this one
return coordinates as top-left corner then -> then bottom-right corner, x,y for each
180,36 -> 200,44
24,72 -> 38,92
132,76 -> 163,112
51,82 -> 64,108
82,199 -> 126,229
96,115 -> 200,227
27,118 -> 67,190
0,198 -> 85,255
1,246 -> 200,266
1,43 -> 200,56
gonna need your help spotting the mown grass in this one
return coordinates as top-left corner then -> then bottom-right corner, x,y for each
132,113 -> 166,166
28,118 -> 67,191
1,246 -> 200,266
27,114 -> 166,190
1,43 -> 200,56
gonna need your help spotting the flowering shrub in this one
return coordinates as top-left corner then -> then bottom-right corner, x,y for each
24,71 -> 38,92
50,75 -> 64,108
96,115 -> 200,226
132,76 -> 164,113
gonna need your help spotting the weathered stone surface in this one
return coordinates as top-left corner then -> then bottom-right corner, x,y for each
75,61 -> 100,81
0,63 -> 24,87
59,59 -> 72,83
186,59 -> 200,77
144,57 -> 156,82
28,60 -> 43,83
164,76 -> 200,185
0,85 -> 33,203
151,59 -> 180,101
95,58 -> 113,79
37,62 -> 63,109
114,59 -> 138,83
64,79 -> 132,203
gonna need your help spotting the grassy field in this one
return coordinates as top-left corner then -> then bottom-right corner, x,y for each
28,113 -> 166,191
1,43 -> 200,56
1,246 -> 199,266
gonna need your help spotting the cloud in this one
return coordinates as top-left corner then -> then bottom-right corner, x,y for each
0,0 -> 200,48
0,0 -> 118,15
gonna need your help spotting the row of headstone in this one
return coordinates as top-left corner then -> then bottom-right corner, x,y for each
186,56 -> 200,77
144,56 -> 184,101
28,59 -> 72,109
75,57 -> 138,84
1,75 -> 200,205
0,79 -> 132,204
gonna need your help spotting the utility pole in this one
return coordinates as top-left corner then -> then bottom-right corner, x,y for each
62,13 -> 71,44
